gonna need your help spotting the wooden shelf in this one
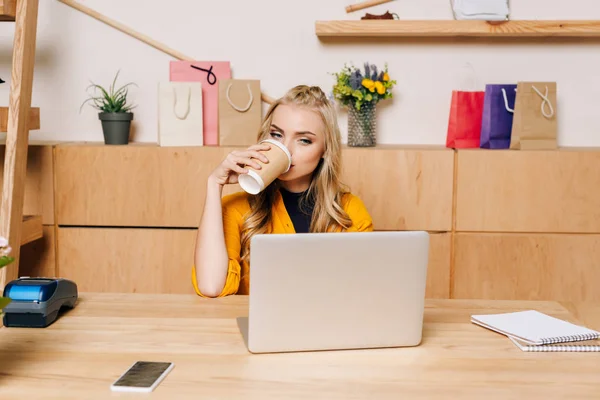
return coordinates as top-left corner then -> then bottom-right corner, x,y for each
315,20 -> 600,38
20,215 -> 42,246
0,107 -> 40,132
0,0 -> 15,21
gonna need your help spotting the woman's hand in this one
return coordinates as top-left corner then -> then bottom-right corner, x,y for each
209,143 -> 271,186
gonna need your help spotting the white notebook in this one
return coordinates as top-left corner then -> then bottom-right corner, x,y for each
471,310 -> 600,346
508,336 -> 600,352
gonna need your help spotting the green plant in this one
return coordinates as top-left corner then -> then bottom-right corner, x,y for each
331,62 -> 397,111
80,70 -> 137,113
0,236 -> 14,310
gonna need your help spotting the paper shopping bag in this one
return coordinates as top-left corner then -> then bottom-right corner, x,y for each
446,90 -> 485,148
510,82 -> 557,150
158,82 -> 203,147
169,61 -> 231,146
218,79 -> 262,146
451,0 -> 510,21
480,84 -> 516,149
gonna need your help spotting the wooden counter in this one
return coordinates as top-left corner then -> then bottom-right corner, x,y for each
0,293 -> 598,399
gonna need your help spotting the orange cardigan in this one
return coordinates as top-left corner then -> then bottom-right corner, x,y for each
192,189 -> 374,297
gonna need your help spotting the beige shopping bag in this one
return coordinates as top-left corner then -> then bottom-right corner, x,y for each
218,79 -> 262,146
158,82 -> 204,146
510,82 -> 557,150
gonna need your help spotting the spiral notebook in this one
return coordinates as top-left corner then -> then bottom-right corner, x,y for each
471,310 -> 600,351
508,336 -> 600,352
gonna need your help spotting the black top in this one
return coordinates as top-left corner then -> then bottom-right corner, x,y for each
279,187 -> 314,233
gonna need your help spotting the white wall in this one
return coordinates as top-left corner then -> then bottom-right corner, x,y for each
1,0 -> 599,146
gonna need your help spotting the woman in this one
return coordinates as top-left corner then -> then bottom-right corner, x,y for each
193,85 -> 373,297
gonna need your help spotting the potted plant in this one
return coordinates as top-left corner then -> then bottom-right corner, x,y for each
332,62 -> 396,147
0,236 -> 14,311
81,70 -> 137,145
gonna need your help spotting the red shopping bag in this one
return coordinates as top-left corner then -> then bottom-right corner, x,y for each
446,90 -> 485,148
170,61 -> 231,146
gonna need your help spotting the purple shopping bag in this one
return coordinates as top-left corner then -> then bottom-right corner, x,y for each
480,84 -> 516,149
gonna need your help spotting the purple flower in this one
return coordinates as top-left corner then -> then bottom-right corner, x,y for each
371,65 -> 379,81
349,69 -> 363,90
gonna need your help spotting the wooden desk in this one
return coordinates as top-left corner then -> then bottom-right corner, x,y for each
0,294 -> 598,399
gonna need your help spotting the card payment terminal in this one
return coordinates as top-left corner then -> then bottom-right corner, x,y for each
2,277 -> 78,328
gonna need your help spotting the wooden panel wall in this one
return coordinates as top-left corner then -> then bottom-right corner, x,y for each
426,233 -> 451,299
455,149 -> 600,232
54,144 -> 454,231
53,144 -> 453,298
54,144 -> 243,228
17,143 -> 600,302
342,146 -> 454,231
55,227 -> 451,298
57,227 -> 196,294
19,225 -> 56,278
453,233 -> 600,301
453,148 -> 600,302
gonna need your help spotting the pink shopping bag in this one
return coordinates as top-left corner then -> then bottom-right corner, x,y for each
170,61 -> 231,146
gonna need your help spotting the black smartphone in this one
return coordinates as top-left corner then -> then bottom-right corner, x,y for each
110,361 -> 174,393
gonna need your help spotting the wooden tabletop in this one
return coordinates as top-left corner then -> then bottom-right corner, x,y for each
0,293 -> 598,399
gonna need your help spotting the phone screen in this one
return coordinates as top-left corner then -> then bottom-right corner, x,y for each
111,361 -> 174,391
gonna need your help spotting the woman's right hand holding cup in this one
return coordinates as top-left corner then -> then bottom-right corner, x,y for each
209,143 -> 271,187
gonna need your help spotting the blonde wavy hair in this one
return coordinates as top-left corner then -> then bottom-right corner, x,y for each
239,85 -> 353,264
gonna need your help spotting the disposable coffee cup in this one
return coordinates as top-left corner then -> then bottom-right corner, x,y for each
238,139 -> 292,195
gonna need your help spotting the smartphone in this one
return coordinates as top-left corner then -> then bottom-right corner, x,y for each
110,361 -> 175,393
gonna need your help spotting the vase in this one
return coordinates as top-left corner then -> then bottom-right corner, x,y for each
347,102 -> 376,147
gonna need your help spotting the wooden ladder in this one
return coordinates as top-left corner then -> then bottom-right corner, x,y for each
0,0 -> 42,290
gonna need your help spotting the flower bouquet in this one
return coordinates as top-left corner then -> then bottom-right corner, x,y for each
332,62 -> 396,147
0,236 -> 14,310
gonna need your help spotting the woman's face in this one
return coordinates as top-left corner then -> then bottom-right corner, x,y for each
268,104 -> 326,192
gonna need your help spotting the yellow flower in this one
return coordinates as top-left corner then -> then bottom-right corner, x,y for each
375,81 -> 385,95
362,78 -> 375,92
383,72 -> 390,81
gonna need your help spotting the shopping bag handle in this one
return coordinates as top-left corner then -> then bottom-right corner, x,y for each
190,64 -> 217,85
531,85 -> 555,118
227,82 -> 253,112
173,86 -> 191,120
501,87 -> 516,113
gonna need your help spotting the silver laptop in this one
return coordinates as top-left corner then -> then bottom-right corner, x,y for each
245,231 -> 429,353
